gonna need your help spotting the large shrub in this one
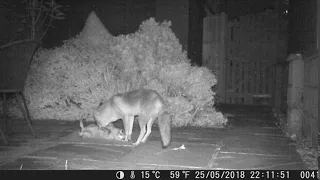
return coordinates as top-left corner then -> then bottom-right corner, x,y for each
23,11 -> 116,120
20,12 -> 227,127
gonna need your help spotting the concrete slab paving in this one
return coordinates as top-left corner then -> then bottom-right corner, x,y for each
0,156 -> 60,170
0,145 -> 49,166
26,143 -> 131,161
215,152 -> 306,170
117,141 -> 221,169
0,105 -> 310,170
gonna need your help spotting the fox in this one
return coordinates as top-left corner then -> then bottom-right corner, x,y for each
93,89 -> 172,148
78,120 -> 125,141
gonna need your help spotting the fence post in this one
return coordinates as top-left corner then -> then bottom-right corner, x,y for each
286,53 -> 304,138
273,62 -> 285,113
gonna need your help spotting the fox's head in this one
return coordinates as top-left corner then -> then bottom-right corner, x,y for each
94,111 -> 112,128
93,102 -> 118,128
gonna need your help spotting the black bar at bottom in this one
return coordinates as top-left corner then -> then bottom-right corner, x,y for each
0,170 -> 317,180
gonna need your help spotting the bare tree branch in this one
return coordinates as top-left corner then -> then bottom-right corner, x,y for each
0,39 -> 35,50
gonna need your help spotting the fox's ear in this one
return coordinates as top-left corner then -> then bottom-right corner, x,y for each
78,130 -> 83,137
119,129 -> 124,135
79,120 -> 84,129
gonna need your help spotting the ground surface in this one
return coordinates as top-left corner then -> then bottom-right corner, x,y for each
0,105 -> 309,170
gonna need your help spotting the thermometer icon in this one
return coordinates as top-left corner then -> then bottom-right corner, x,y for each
130,171 -> 135,179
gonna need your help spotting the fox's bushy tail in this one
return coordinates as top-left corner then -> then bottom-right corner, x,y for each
158,111 -> 172,149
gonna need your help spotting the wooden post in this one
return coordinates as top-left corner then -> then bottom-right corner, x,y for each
220,12 -> 227,104
273,63 -> 284,112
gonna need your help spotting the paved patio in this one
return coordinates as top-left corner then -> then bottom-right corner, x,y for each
0,105 -> 307,170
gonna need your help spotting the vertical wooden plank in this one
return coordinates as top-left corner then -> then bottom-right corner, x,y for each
239,61 -> 243,104
252,61 -> 256,96
256,60 -> 260,94
229,60 -> 232,104
248,62 -> 252,104
225,58 -> 229,104
315,0 -> 319,150
231,60 -> 236,104
219,12 -> 228,104
227,59 -> 232,104
227,59 -> 230,104
267,64 -> 273,105
244,62 -> 249,104
261,62 -> 264,94
237,61 -> 241,103
262,62 -> 267,94
234,61 -> 237,104
267,63 -> 270,95
215,14 -> 221,102
249,61 -> 254,104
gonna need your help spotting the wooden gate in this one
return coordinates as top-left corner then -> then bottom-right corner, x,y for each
225,58 -> 273,105
203,11 -> 286,106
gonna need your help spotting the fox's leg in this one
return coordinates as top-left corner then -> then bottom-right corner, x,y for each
127,115 -> 134,141
123,115 -> 134,141
123,115 -> 129,141
133,116 -> 147,146
141,117 -> 156,143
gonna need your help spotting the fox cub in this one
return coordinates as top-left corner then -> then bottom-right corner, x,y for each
94,89 -> 172,148
78,120 -> 125,141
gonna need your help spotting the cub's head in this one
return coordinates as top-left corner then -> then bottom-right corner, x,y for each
96,125 -> 125,141
109,128 -> 125,141
78,120 -> 104,138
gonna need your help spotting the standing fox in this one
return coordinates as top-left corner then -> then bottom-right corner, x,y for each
94,89 -> 171,148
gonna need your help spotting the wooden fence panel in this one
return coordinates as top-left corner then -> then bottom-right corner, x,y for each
225,58 -> 272,105
202,13 -> 227,104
